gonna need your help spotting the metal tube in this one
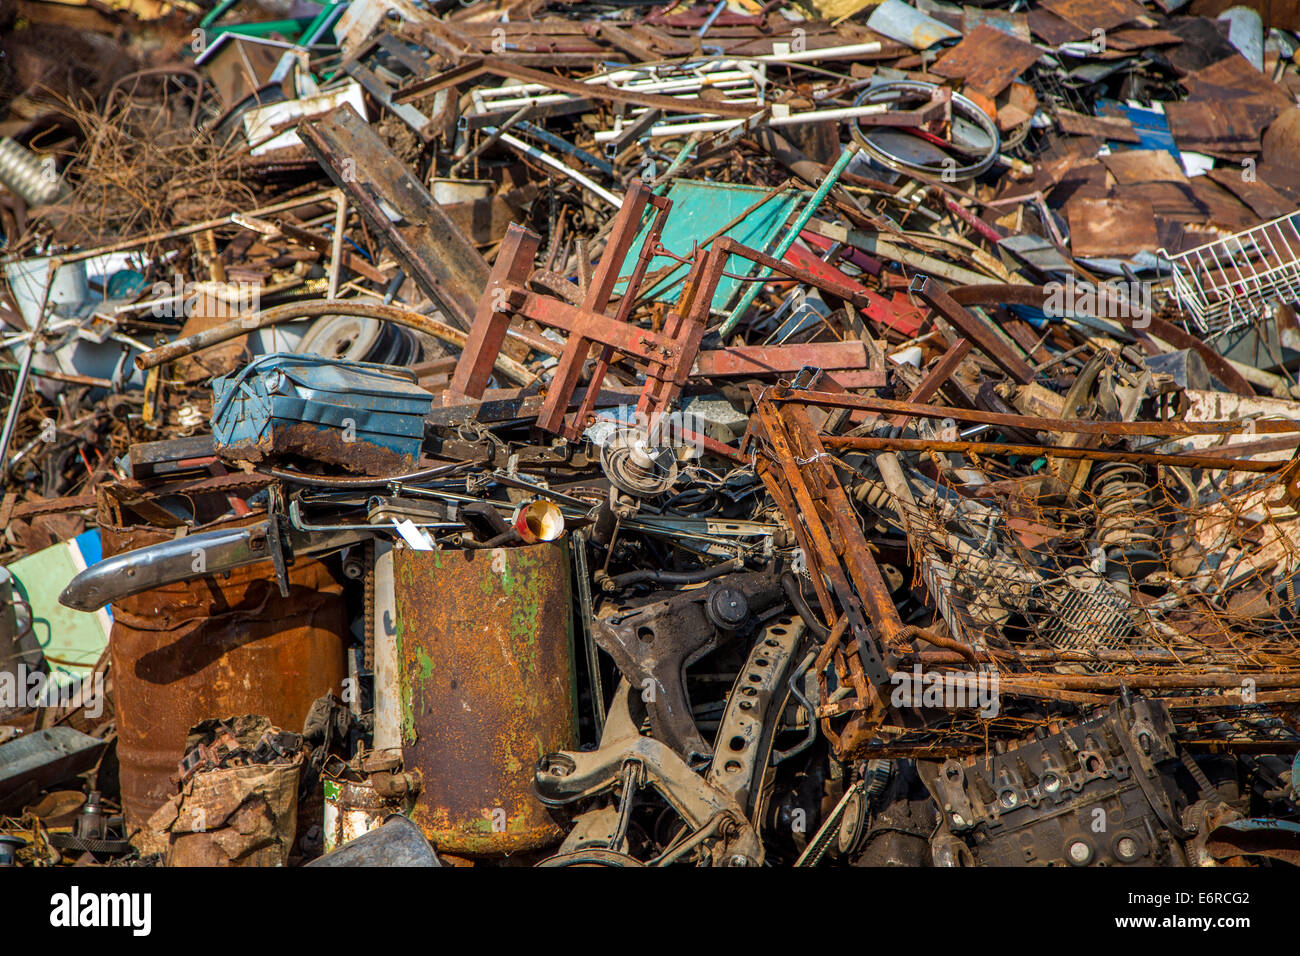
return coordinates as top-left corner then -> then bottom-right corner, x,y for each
719,144 -> 858,336
754,41 -> 885,62
327,191 -> 347,300
497,132 -> 623,207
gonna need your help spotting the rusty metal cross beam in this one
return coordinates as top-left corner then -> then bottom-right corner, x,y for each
449,179 -> 718,439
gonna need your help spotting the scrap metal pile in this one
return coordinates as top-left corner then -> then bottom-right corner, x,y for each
3,0 -> 1300,868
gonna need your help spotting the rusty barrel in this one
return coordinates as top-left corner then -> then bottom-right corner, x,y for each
103,515 -> 347,835
393,543 -> 577,856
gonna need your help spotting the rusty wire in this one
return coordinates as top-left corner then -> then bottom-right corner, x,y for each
20,84 -> 257,254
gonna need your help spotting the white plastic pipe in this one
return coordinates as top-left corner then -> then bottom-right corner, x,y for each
497,132 -> 623,207
594,103 -> 890,141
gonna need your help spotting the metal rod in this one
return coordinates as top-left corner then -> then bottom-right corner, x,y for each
0,258 -> 59,483
822,435 -> 1287,473
719,143 -> 858,336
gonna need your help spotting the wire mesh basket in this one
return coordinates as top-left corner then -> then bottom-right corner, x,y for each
1160,211 -> 1300,335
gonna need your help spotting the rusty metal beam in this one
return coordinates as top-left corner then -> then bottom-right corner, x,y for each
693,341 -> 874,378
448,226 -> 540,398
821,435 -> 1289,472
298,104 -> 488,330
888,337 -> 972,428
910,275 -> 1036,385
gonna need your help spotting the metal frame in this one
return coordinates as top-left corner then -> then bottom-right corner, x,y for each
1161,211 -> 1300,335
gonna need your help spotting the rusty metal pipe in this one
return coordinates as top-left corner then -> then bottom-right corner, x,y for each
770,386 -> 1298,437
823,435 -> 1287,473
134,300 -> 534,385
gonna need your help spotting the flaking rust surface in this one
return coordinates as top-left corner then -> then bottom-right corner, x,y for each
394,543 -> 577,855
222,422 -> 415,475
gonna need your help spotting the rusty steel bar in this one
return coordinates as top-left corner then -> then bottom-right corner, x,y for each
693,341 -> 870,377
910,275 -> 1036,384
448,225 -> 541,399
906,648 -> 1300,666
767,385 -> 1300,436
887,336 -> 972,428
822,435 -> 1288,472
994,672 -> 1300,690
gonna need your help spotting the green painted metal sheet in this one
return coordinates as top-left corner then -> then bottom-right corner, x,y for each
616,179 -> 804,311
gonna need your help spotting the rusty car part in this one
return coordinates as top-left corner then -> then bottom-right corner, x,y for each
923,695 -> 1193,867
535,680 -> 763,866
705,614 -> 809,817
593,569 -> 785,762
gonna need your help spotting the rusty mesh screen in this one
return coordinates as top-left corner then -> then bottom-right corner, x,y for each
849,447 -> 1300,747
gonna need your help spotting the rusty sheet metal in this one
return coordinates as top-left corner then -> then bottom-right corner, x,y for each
1206,168 -> 1297,220
157,757 -> 303,867
1182,54 -> 1294,110
1056,109 -> 1141,143
930,24 -> 1043,99
1164,99 -> 1277,154
298,105 -> 489,330
102,508 -> 347,834
1066,196 -> 1159,257
1040,0 -> 1148,33
394,543 -> 577,856
1100,149 -> 1187,185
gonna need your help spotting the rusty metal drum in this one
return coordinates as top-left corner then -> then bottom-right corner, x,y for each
103,516 -> 348,835
393,543 -> 577,856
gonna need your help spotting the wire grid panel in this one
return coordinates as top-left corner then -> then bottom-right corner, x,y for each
1161,212 -> 1300,335
876,457 -> 1300,678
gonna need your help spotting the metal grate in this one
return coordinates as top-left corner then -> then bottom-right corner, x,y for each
1160,211 -> 1300,335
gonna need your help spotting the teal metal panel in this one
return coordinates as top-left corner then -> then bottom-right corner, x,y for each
615,179 -> 803,311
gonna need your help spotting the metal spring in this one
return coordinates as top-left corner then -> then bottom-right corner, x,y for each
1091,461 -> 1161,552
0,138 -> 64,206
853,477 -> 892,511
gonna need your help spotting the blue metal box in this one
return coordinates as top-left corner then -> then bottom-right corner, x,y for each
211,353 -> 434,472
